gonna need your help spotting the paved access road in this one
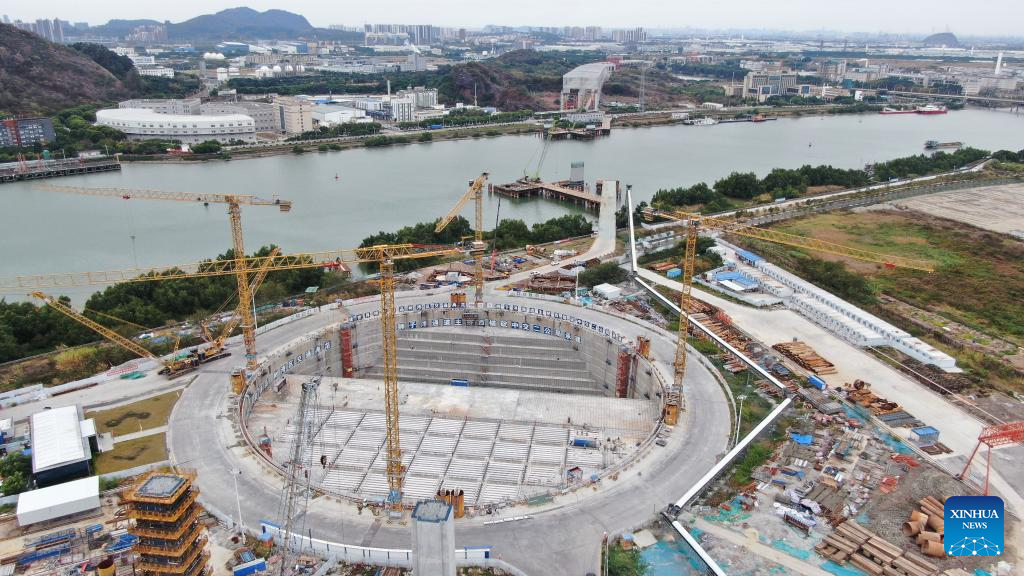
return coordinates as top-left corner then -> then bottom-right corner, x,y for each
168,293 -> 731,576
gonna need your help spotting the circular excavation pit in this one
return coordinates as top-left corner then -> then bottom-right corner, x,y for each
241,298 -> 666,509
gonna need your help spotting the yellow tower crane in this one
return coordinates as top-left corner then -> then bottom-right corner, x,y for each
5,243 -> 460,512
434,173 -> 489,305
202,247 -> 281,359
33,183 -> 292,372
645,209 -> 934,424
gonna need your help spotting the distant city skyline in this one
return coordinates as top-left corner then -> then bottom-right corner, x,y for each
4,1 -> 1024,38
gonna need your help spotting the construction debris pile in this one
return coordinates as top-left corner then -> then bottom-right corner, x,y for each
772,341 -> 837,375
815,519 -> 940,576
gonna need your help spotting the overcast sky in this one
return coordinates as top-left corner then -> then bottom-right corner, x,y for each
6,1 -> 1023,37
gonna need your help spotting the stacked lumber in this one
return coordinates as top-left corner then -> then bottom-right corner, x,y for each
815,520 -> 940,575
772,341 -> 838,375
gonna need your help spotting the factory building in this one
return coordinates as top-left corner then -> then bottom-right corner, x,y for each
742,71 -> 798,102
119,98 -> 202,116
274,96 -> 315,135
96,109 -> 257,144
201,101 -> 283,133
29,405 -> 97,487
0,117 -> 56,147
389,96 -> 416,122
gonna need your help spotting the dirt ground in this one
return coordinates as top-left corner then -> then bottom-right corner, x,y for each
859,459 -> 1019,574
85,390 -> 182,436
886,181 -> 1024,236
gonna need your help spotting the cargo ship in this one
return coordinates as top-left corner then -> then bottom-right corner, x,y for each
915,104 -> 948,115
880,106 -> 916,115
925,140 -> 962,150
684,116 -> 719,126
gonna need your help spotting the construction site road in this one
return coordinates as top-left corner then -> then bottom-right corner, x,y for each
167,293 -> 731,576
636,267 -> 1024,519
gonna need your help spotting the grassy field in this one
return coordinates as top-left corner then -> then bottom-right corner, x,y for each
759,210 -> 1024,345
745,209 -> 1024,392
94,433 -> 168,474
86,390 -> 182,436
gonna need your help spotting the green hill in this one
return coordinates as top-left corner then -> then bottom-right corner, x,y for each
0,24 -> 135,116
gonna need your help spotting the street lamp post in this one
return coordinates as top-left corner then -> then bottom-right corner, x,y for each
735,395 -> 747,448
231,468 -> 244,536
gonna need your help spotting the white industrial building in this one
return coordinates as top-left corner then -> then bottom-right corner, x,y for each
16,476 -> 101,527
96,108 -> 257,144
201,101 -> 282,133
119,98 -> 201,115
312,106 -> 368,126
274,96 -> 315,135
29,405 -> 96,487
137,66 -> 175,78
390,96 -> 416,122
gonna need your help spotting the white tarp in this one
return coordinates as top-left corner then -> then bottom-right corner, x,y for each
17,476 -> 100,526
592,283 -> 623,300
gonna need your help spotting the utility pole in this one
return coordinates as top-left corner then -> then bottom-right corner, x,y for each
639,63 -> 647,113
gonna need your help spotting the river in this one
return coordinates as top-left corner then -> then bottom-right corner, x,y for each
3,108 -> 1022,302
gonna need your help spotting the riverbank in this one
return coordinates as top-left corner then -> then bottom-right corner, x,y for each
4,108 -> 1021,292
117,103 -> 908,165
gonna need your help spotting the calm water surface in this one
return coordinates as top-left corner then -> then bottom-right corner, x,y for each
3,108 -> 1022,302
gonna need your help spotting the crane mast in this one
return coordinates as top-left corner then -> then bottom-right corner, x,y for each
379,259 -> 403,515
435,174 -> 489,305
32,183 -> 293,373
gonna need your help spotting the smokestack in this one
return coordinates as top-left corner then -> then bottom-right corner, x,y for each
995,52 -> 1004,75
387,79 -> 392,97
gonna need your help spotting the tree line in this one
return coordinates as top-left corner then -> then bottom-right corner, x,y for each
652,147 -> 996,212
0,245 -> 325,363
358,214 -> 593,272
287,122 -> 382,141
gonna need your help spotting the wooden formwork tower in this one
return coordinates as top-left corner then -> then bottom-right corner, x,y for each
125,472 -> 209,576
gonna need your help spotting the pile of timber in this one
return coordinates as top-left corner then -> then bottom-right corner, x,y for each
815,520 -> 939,575
773,341 -> 838,375
902,496 -> 947,559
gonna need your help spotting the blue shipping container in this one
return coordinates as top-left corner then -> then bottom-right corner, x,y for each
450,379 -> 470,387
808,375 -> 827,390
666,268 -> 682,279
572,438 -> 597,448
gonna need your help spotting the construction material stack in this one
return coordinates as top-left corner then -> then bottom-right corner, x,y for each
772,341 -> 837,375
125,472 -> 209,576
815,519 -> 939,575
